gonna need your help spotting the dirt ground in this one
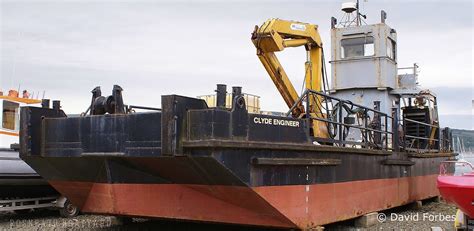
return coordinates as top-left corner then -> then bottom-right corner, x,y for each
0,200 -> 458,231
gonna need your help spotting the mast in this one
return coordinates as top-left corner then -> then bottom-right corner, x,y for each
356,0 -> 360,26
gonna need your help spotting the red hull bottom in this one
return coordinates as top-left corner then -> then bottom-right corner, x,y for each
438,175 -> 474,218
50,174 -> 439,229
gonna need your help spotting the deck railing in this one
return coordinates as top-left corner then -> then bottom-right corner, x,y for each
288,89 -> 394,151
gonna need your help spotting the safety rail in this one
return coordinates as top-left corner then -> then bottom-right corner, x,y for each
439,161 -> 473,176
126,105 -> 162,112
288,89 -> 394,151
402,117 -> 440,152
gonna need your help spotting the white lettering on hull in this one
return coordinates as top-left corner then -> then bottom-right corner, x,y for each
253,117 -> 300,128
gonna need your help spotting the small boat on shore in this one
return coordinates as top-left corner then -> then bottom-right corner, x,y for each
438,161 -> 474,229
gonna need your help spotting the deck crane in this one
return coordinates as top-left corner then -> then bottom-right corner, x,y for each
251,19 -> 329,138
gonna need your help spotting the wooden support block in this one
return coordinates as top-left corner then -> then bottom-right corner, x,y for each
304,226 -> 324,231
410,200 -> 423,210
355,212 -> 379,228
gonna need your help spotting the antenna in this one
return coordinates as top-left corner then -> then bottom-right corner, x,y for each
338,0 -> 367,28
356,0 -> 360,26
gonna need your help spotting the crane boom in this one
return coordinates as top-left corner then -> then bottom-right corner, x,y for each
251,18 -> 328,138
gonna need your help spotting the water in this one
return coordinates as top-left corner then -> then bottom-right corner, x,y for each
455,153 -> 474,175
463,155 -> 474,164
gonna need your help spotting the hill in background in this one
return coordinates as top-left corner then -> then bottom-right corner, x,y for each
452,129 -> 474,152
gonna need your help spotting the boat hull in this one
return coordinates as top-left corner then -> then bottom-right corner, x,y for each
21,152 -> 448,229
48,174 -> 439,228
19,97 -> 455,229
437,175 -> 474,218
0,149 -> 56,198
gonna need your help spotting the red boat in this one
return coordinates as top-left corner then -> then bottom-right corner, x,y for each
437,161 -> 474,219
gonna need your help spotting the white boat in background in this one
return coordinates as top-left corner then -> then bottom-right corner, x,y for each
0,89 -> 56,197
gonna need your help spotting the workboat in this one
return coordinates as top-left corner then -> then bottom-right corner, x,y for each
438,161 -> 474,229
0,89 -> 56,197
19,3 -> 455,230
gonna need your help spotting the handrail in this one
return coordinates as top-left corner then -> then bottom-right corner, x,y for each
287,89 -> 394,150
286,89 -> 445,153
306,89 -> 393,119
311,116 -> 393,134
287,89 -> 393,119
439,161 -> 473,175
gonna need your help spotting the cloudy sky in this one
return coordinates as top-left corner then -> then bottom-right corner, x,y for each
1,0 -> 473,129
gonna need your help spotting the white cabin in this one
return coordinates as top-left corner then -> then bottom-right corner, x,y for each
0,90 -> 41,148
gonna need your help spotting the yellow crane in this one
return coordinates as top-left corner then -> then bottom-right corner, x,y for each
251,18 -> 329,138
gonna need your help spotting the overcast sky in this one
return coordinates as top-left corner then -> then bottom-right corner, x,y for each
1,0 -> 473,129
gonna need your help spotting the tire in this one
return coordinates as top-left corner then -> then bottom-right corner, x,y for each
59,199 -> 79,218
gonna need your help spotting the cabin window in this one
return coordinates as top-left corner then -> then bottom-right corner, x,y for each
341,36 -> 374,58
387,38 -> 396,60
2,101 -> 19,130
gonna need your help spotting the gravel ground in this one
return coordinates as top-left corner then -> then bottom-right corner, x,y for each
0,200 -> 458,231
0,210 -> 117,231
370,201 -> 457,231
326,200 -> 458,231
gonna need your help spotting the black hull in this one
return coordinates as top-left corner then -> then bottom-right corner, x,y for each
22,144 -> 451,187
